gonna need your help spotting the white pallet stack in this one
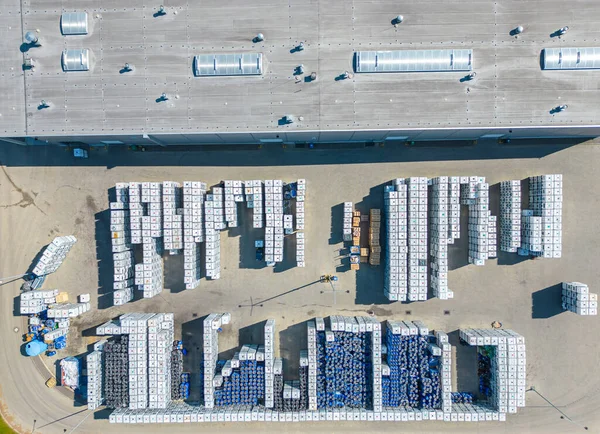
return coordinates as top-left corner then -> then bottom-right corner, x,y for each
459,329 -> 527,414
562,282 -> 598,316
128,182 -> 143,245
182,181 -> 206,289
149,313 -> 175,408
435,331 -> 452,414
33,235 -> 77,276
244,180 -> 264,228
306,320 -> 317,411
296,178 -> 306,202
343,201 -> 353,242
429,177 -> 452,300
461,177 -> 492,265
134,238 -> 164,298
500,180 -> 521,253
204,194 -> 221,280
296,181 -> 306,267
518,212 -> 542,256
203,313 -> 221,409
111,183 -> 134,307
383,184 -> 408,301
19,288 -> 58,314
488,215 -> 497,259
162,181 -> 183,252
265,180 -> 284,264
448,177 -> 461,242
87,350 -> 104,410
366,316 -> 382,412
124,314 -> 150,409
265,319 -> 276,408
223,180 -> 243,228
527,174 -> 562,258
398,177 -> 428,301
47,301 -> 91,318
211,187 -> 226,230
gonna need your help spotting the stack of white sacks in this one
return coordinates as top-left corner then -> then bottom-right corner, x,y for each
20,288 -> 58,314
204,193 -> 222,280
127,314 -> 151,409
521,174 -> 562,258
244,180 -> 264,228
223,181 -> 243,228
500,181 -> 521,252
398,177 -> 428,301
162,181 -> 183,252
435,331 -> 452,413
264,319 -> 275,408
562,282 -> 598,316
148,313 -> 175,408
429,177 -> 453,300
461,177 -> 495,265
182,181 -> 206,289
32,235 -> 77,276
265,180 -> 284,264
460,329 -> 526,414
383,184 -> 408,301
343,201 -> 353,242
296,179 -> 306,267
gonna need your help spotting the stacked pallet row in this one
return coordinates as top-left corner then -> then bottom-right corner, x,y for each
343,202 -> 353,242
367,317 -> 382,412
87,350 -> 104,410
295,179 -> 306,267
460,329 -> 526,414
223,180 -> 243,228
203,314 -> 222,409
307,321 -> 317,410
136,183 -> 164,298
204,194 -> 222,280
519,212 -> 542,255
244,180 -> 264,228
126,314 -> 151,409
397,177 -> 428,301
461,177 -> 493,265
369,209 -> 381,265
562,282 -> 598,315
182,181 -> 206,289
383,184 -> 408,301
149,313 -> 175,408
265,180 -> 284,264
47,301 -> 91,318
429,177 -> 452,300
435,331 -> 452,413
162,182 -> 183,252
524,174 -> 563,258
32,235 -> 77,276
500,181 -> 521,252
111,184 -> 135,305
264,320 -> 276,408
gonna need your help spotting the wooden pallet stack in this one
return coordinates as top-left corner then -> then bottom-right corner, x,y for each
352,210 -> 361,246
369,209 -> 381,265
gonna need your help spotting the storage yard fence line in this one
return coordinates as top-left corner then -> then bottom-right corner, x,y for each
90,312 -> 528,424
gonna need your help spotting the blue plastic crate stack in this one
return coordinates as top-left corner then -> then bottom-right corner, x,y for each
383,320 -> 442,410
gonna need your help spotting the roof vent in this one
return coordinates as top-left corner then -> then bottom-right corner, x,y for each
24,31 -> 39,45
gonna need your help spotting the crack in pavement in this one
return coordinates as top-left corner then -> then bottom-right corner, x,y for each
0,165 -> 47,215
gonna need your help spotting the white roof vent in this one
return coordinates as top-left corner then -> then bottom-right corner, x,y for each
61,12 -> 89,35
62,49 -> 90,71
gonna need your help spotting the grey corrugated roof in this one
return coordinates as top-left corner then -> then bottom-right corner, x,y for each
193,53 -> 263,76
62,49 -> 90,71
61,12 -> 88,35
354,49 -> 473,73
542,47 -> 600,70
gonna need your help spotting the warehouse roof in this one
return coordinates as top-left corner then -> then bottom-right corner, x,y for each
2,0 -> 600,137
